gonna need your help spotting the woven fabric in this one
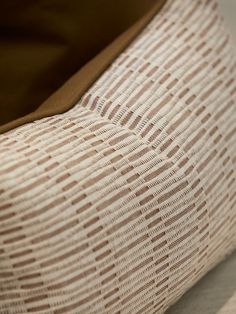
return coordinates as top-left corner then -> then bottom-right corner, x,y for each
1,0 -> 236,313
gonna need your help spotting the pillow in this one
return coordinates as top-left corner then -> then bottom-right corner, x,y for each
0,0 -> 236,313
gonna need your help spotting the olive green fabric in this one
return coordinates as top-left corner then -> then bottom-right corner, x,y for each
0,0 -> 166,132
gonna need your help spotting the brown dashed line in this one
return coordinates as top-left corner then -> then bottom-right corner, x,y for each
90,96 -> 100,111
198,209 -> 207,221
210,216 -> 229,239
160,138 -> 173,152
87,226 -> 103,238
25,294 -> 48,304
106,70 -> 133,99
141,123 -> 154,138
158,181 -> 188,204
200,14 -> 219,37
126,81 -> 154,108
0,293 -> 21,301
215,100 -> 234,121
22,196 -> 66,220
144,34 -> 170,60
0,203 -> 12,211
96,188 -> 131,212
153,240 -> 167,252
41,243 -> 89,267
37,155 -> 51,165
165,203 -> 195,227
169,270 -> 194,292
0,159 -> 29,174
101,101 -> 112,117
83,167 -> 115,189
93,240 -> 109,252
65,150 -> 97,168
205,171 -> 224,195
140,194 -> 154,206
120,111 -> 133,126
0,225 -> 22,236
119,257 -> 153,282
102,273 -> 117,285
89,121 -> 108,132
209,125 -> 218,137
128,147 -> 150,162
4,234 -> 26,244
135,301 -> 154,314
139,62 -> 150,73
46,135 -> 77,152
168,145 -> 180,158
145,207 -> 159,220
109,132 -> 132,146
184,62 -> 208,83
144,161 -> 173,182
0,272 -> 13,278
84,216 -> 100,228
121,280 -> 155,305
129,115 -> 141,130
62,180 -> 77,191
167,110 -> 192,135
27,304 -> 50,312
45,161 -> 59,171
225,126 -> 236,142
148,217 -> 162,229
201,80 -> 222,101
54,291 -> 101,314
48,267 -> 97,290
95,250 -> 111,261
56,173 -> 70,183
201,113 -> 211,123
165,46 -> 190,70
107,210 -> 142,235
197,149 -> 217,173
76,202 -> 92,214
21,282 -> 44,289
32,218 -> 79,244
105,296 -> 120,308
25,148 -> 38,157
195,107 -> 205,120
104,287 -> 119,300
148,127 -> 162,142
71,193 -> 86,205
151,231 -> 165,244
169,226 -> 198,249
209,194 -> 229,218
108,103 -> 121,119
114,234 -> 149,259
10,175 -> 50,198
19,273 -> 41,281
10,249 -> 32,259
100,264 -> 115,276
0,212 -> 15,222
110,154 -> 123,164
170,249 -> 198,272
63,122 -> 76,130
147,94 -> 173,120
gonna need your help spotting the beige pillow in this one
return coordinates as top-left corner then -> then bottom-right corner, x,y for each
0,0 -> 236,313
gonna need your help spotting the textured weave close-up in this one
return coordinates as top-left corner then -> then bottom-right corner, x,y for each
0,0 -> 236,313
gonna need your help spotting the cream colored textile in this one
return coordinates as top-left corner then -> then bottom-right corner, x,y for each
167,251 -> 236,314
0,0 -> 236,313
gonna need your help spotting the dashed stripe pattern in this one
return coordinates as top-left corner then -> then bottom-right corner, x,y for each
0,0 -> 236,313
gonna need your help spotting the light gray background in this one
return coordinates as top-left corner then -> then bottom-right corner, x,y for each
219,0 -> 236,43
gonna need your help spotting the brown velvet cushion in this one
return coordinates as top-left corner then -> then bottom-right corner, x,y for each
0,0 -> 162,127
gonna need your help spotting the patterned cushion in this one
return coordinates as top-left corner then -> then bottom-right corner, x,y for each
0,0 -> 236,313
